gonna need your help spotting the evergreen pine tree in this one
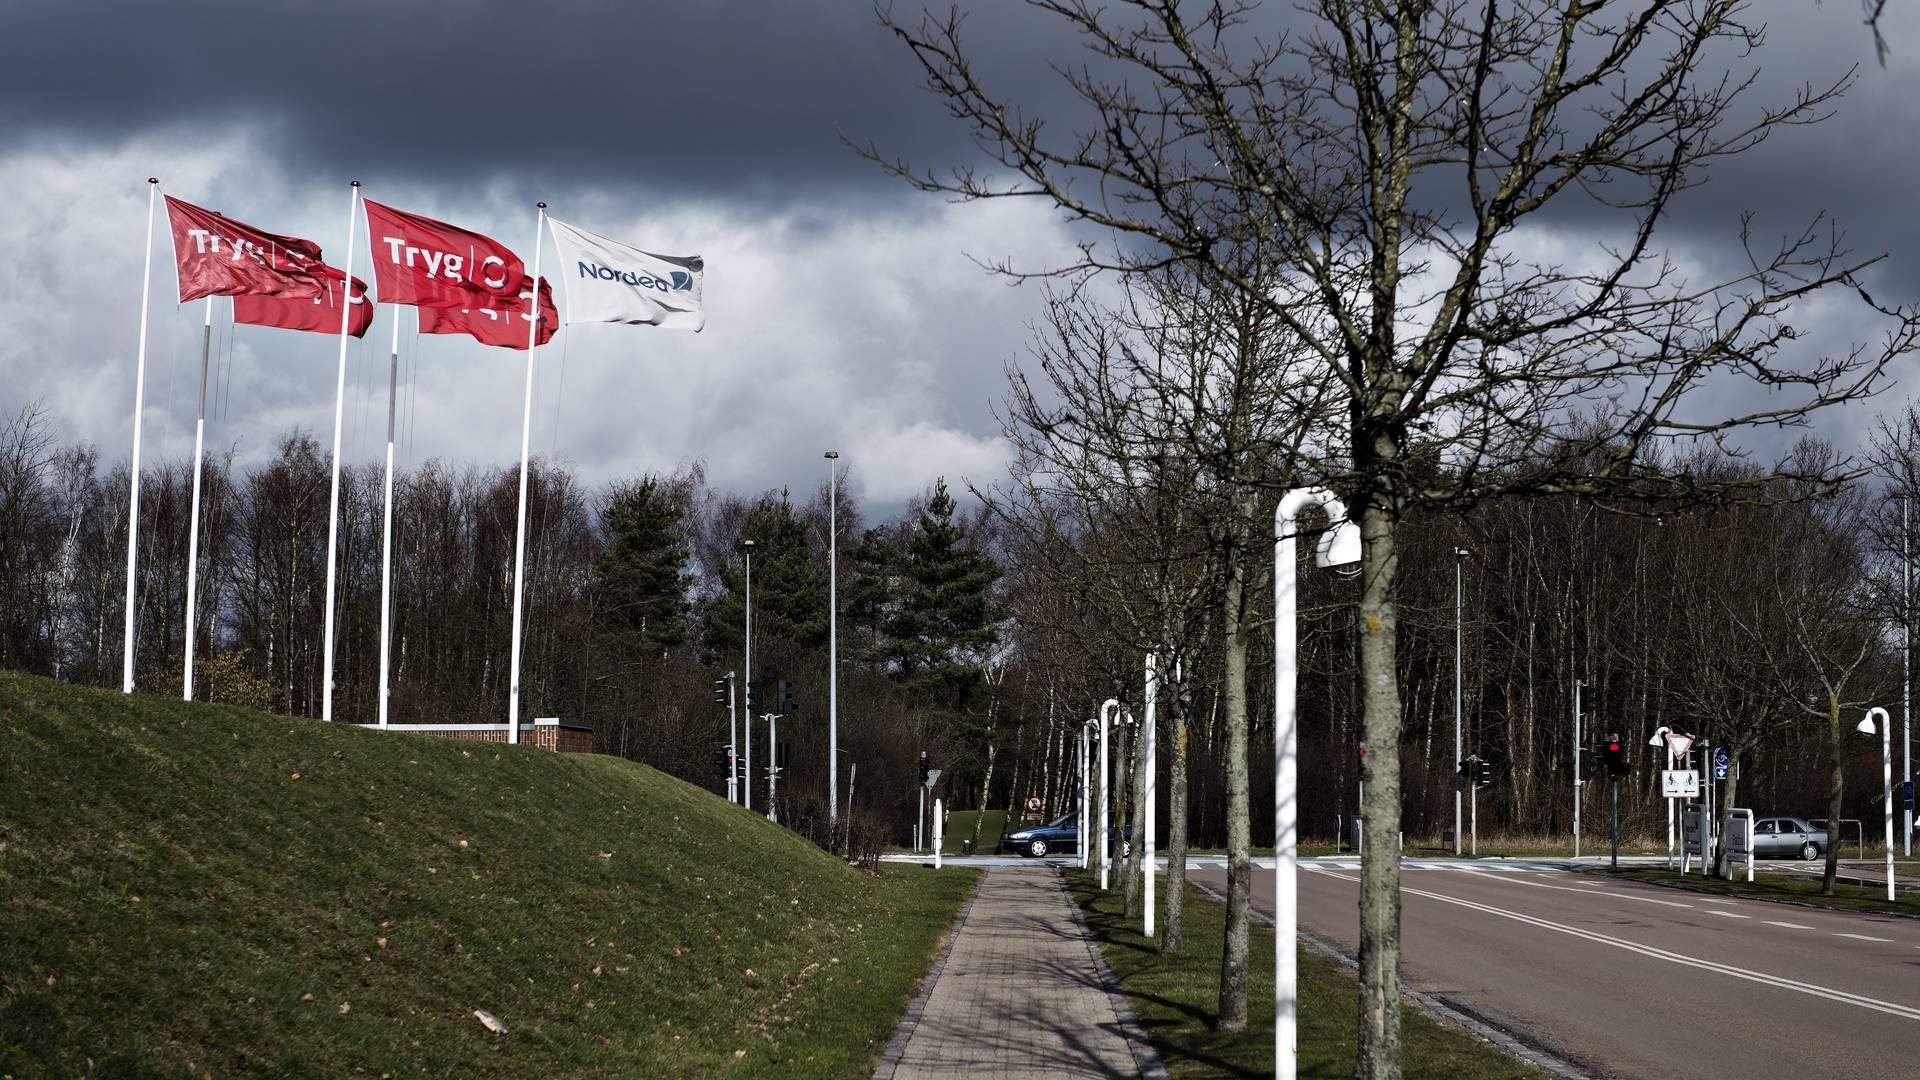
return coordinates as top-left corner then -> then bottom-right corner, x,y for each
590,477 -> 692,656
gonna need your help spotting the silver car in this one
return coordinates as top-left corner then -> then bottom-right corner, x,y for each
1752,817 -> 1826,860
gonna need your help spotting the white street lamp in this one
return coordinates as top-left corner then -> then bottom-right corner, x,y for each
1143,652 -> 1158,939
740,538 -> 755,813
1080,719 -> 1095,869
826,450 -> 840,823
1858,706 -> 1896,902
1274,488 -> 1362,1080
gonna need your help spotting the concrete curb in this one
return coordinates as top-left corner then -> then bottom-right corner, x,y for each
870,872 -> 983,1079
1187,879 -> 1591,1079
1057,868 -> 1172,1080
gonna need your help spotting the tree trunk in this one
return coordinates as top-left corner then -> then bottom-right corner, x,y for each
1216,514 -> 1254,1030
1824,695 -> 1845,895
1357,496 -> 1405,1077
1163,653 -> 1190,954
1123,697 -> 1147,919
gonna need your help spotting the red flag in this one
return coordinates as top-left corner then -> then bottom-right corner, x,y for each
363,199 -> 525,309
233,265 -> 372,338
165,195 -> 330,304
417,276 -> 558,350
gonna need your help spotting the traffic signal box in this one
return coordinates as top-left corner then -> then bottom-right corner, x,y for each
712,677 -> 728,705
1602,734 -> 1631,777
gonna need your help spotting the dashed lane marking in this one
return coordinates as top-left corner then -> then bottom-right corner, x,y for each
1306,866 -> 1920,1021
1835,933 -> 1895,943
1765,921 -> 1817,930
1706,911 -> 1752,919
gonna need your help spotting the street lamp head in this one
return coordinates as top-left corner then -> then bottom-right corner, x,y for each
1315,515 -> 1362,568
1454,546 -> 1471,559
824,450 -> 839,460
738,538 -> 755,555
1859,706 -> 1888,736
1648,725 -> 1669,748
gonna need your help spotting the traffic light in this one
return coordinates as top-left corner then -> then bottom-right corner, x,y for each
1357,745 -> 1369,783
1474,759 -> 1494,786
918,751 -> 930,785
776,741 -> 793,769
1602,734 -> 1631,777
712,677 -> 728,705
746,680 -> 763,713
776,678 -> 796,716
711,743 -> 730,779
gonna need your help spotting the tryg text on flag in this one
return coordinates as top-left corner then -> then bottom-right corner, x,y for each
417,275 -> 558,350
547,218 -> 704,331
164,196 -> 329,304
234,265 -> 373,337
363,200 -> 526,310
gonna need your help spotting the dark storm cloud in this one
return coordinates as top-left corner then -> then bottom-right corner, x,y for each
0,0 -> 1084,211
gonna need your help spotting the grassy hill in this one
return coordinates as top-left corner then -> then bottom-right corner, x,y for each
0,672 -> 974,1078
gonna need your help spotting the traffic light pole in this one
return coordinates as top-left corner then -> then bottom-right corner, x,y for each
1469,779 -> 1477,857
1610,776 -> 1620,870
727,674 -> 739,805
767,712 -> 778,823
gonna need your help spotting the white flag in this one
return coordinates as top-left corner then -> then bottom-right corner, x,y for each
548,218 -> 705,331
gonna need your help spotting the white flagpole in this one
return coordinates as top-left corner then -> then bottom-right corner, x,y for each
182,295 -> 214,699
378,305 -> 402,729
122,178 -> 159,694
505,202 -> 547,744
320,180 -> 361,723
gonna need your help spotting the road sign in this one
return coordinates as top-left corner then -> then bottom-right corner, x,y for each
1904,781 -> 1915,813
1664,732 -> 1695,762
1662,769 -> 1700,798
1713,761 -> 1729,780
1024,795 -> 1042,812
924,768 -> 942,789
1713,746 -> 1730,767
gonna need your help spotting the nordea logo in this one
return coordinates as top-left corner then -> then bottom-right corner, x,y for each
577,261 -> 695,293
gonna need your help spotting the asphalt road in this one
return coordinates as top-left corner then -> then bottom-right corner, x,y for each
1187,860 -> 1920,1080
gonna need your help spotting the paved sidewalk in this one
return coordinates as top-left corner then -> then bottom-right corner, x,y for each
877,865 -> 1162,1078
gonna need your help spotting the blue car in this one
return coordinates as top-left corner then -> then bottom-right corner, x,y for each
1002,812 -> 1133,858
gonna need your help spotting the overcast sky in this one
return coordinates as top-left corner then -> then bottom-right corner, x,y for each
2,0 -> 1917,516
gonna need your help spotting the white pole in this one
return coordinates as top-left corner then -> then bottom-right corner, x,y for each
1100,698 -> 1116,891
1454,549 -> 1465,855
122,178 -> 160,695
319,181 -> 361,723
934,798 -> 943,870
767,712 -> 778,822
1573,680 -> 1583,858
503,202 -> 546,744
1905,496 -> 1912,857
182,296 -> 214,700
743,545 -> 753,811
1667,796 -> 1675,870
377,308 -> 401,728
1144,653 -> 1158,939
827,450 -> 840,822
1079,724 -> 1090,869
1878,707 -> 1896,901
1273,498 -> 1302,1080
916,783 -> 923,854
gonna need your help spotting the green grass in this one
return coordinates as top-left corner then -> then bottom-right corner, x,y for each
0,672 -> 977,1078
1066,872 -> 1539,1079
1606,867 -> 1920,917
935,809 -> 1009,854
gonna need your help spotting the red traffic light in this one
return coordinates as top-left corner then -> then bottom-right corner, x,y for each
1608,742 -> 1621,752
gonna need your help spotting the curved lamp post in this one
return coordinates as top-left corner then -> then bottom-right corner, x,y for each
1859,706 -> 1895,902
1274,488 -> 1362,1080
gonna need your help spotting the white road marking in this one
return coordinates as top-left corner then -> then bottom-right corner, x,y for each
1706,911 -> 1751,919
1764,921 -> 1817,930
1306,866 -> 1920,1020
1697,897 -> 1741,905
1835,933 -> 1894,943
1452,868 -> 1695,909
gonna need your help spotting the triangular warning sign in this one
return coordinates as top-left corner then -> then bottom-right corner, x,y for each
1665,732 -> 1695,761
